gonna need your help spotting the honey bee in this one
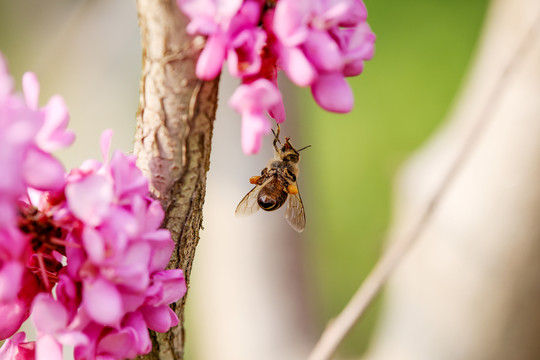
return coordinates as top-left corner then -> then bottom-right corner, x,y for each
235,124 -> 310,232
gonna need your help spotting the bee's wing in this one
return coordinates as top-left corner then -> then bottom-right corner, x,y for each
235,185 -> 262,217
235,177 -> 273,217
285,185 -> 306,233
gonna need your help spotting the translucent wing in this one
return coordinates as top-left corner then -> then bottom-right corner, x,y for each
235,186 -> 262,216
285,186 -> 306,232
235,177 -> 273,217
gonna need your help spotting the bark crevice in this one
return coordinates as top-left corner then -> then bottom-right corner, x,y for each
135,0 -> 220,358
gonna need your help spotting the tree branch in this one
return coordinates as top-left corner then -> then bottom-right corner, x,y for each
135,0 -> 219,358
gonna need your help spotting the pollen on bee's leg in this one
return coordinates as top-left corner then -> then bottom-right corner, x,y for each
287,183 -> 298,195
249,176 -> 261,184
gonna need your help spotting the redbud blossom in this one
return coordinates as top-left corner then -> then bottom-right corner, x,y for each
177,0 -> 375,153
0,54 -> 186,360
0,54 -> 73,341
0,332 -> 35,360
229,78 -> 283,154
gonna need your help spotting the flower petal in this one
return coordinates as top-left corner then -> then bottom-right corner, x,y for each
22,72 -> 40,110
177,0 -> 215,19
66,174 -> 113,226
55,331 -> 88,348
196,35 -> 226,80
36,335 -> 61,360
109,151 -> 148,200
311,73 -> 353,113
229,79 -> 281,112
37,95 -> 74,152
141,305 -> 179,333
280,46 -> 317,87
241,111 -> 271,154
0,300 -> 29,340
82,227 -> 106,263
83,277 -> 123,326
114,242 -> 151,292
0,332 -> 34,360
151,269 -> 187,305
227,28 -> 266,77
31,294 -> 68,334
147,234 -> 175,273
0,261 -> 24,302
273,0 -> 310,46
268,95 -> 286,124
303,30 -> 343,72
217,0 -> 243,19
123,312 -> 151,354
96,329 -> 136,359
335,0 -> 367,26
23,147 -> 65,191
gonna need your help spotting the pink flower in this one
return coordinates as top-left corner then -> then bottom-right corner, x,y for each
69,269 -> 183,359
229,79 -> 284,154
335,22 -> 376,77
177,0 -> 264,80
0,332 -> 35,360
227,25 -> 267,78
62,132 -> 182,327
271,0 -> 375,112
73,312 -> 151,360
0,270 -> 40,340
32,294 -> 88,360
0,56 -> 73,340
180,0 -> 243,33
177,0 -> 375,153
140,269 -> 186,332
0,67 -> 70,223
20,72 -> 73,190
310,73 -> 354,113
0,130 -> 187,359
0,53 -> 186,359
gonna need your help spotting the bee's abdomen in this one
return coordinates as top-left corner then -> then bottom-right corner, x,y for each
258,190 -> 288,211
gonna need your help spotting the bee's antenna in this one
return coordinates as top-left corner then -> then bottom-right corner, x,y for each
297,145 -> 312,152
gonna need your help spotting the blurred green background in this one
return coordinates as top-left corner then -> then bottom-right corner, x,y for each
302,0 -> 489,355
0,0 -> 489,358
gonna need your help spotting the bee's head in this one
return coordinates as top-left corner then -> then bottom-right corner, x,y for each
280,137 -> 311,163
281,138 -> 300,163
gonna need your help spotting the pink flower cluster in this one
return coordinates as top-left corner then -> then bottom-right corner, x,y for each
177,0 -> 375,154
0,55 -> 185,360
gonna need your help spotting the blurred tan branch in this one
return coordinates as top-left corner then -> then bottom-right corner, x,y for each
308,2 -> 540,359
134,0 -> 219,359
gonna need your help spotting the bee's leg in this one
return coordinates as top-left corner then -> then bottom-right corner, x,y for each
286,183 -> 298,195
272,123 -> 281,139
272,124 -> 281,152
249,176 -> 261,184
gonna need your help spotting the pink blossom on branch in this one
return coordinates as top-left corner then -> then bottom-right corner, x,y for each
179,0 -> 264,80
176,0 -> 376,153
0,332 -> 35,360
0,54 -> 74,341
229,78 -> 284,154
0,55 -> 186,360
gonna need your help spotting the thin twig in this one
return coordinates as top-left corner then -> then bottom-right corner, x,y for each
308,8 -> 540,360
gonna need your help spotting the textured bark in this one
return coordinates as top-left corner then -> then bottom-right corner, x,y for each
134,0 -> 219,359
